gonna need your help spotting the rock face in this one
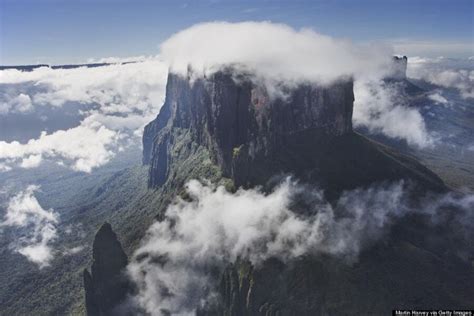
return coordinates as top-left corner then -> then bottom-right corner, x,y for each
391,55 -> 408,79
143,69 -> 351,188
143,68 -> 442,198
83,223 -> 129,316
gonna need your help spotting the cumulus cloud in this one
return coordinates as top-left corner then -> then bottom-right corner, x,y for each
0,60 -> 168,172
353,80 -> 434,148
407,57 -> 474,99
1,185 -> 58,268
0,93 -> 33,114
161,21 -> 394,85
0,120 -> 122,172
0,60 -> 168,119
129,179 -> 417,315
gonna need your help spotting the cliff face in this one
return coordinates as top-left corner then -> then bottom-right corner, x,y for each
143,70 -> 353,188
143,69 -> 442,198
83,223 -> 130,316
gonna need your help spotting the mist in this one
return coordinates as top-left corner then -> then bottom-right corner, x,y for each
128,178 -> 474,315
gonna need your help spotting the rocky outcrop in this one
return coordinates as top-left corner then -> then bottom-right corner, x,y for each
390,55 -> 408,79
83,223 -> 130,316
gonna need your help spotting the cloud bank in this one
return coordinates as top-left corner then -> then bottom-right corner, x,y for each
129,179 -> 410,315
407,57 -> 474,99
0,120 -> 122,172
0,60 -> 168,172
1,185 -> 58,268
161,21 -> 394,84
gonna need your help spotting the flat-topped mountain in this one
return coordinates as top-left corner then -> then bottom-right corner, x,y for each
83,66 -> 474,316
143,68 -> 443,198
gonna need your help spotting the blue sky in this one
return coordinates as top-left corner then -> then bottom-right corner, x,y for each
1,0 -> 473,65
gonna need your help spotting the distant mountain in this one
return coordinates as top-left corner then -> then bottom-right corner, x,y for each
0,62 -> 137,71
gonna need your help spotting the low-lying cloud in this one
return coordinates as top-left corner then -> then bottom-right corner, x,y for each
0,120 -> 122,172
0,60 -> 168,172
353,80 -> 434,148
407,57 -> 474,99
0,93 -> 33,114
0,185 -> 58,268
130,178 -> 468,315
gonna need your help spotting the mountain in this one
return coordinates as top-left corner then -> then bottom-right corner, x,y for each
84,223 -> 129,316
134,69 -> 473,315
78,67 -> 474,315
143,69 -> 443,200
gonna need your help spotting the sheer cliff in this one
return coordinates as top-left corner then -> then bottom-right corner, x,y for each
143,69 -> 443,198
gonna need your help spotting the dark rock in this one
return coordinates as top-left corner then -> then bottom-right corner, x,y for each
143,68 -> 443,197
83,223 -> 130,316
391,55 -> 408,80
143,69 -> 353,188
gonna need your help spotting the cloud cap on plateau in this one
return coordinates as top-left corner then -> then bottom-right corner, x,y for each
161,21 -> 394,83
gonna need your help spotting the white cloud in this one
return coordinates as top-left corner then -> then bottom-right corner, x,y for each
129,178 -> 474,315
407,57 -> 474,99
129,179 -> 411,315
20,154 -> 43,169
353,80 -> 433,148
428,92 -> 450,106
0,93 -> 33,115
0,60 -> 168,118
0,120 -> 122,172
1,185 -> 58,268
161,21 -> 394,86
85,55 -> 154,64
0,60 -> 169,172
62,246 -> 84,256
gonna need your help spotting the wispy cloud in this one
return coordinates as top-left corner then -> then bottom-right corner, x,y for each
353,80 -> 434,148
1,185 -> 58,268
129,178 -> 474,315
407,57 -> 474,99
